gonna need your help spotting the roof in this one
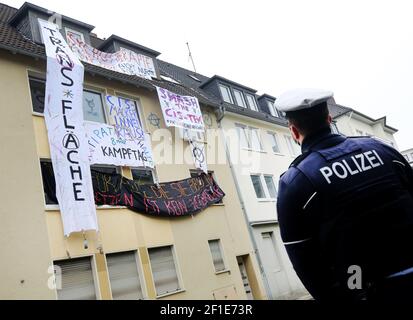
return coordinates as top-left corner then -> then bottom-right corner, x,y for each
98,34 -> 161,57
0,2 -> 217,108
200,75 -> 257,93
258,94 -> 277,101
9,2 -> 95,31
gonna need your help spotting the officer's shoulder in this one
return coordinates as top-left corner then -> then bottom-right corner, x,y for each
280,164 -> 309,185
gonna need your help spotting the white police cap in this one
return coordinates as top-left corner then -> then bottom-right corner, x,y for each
274,88 -> 334,112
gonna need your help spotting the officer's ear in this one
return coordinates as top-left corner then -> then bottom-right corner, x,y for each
288,124 -> 301,143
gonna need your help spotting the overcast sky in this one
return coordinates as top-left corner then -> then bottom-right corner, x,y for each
5,0 -> 413,150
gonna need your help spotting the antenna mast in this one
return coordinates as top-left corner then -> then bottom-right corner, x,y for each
186,42 -> 197,74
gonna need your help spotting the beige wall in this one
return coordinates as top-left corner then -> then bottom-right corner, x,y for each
0,51 -> 55,299
0,50 -> 266,299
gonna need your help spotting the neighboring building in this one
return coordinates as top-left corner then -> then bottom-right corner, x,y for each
328,100 -> 399,148
0,2 -> 266,300
401,148 -> 413,167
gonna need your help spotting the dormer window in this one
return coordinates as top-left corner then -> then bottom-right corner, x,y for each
233,89 -> 247,108
65,27 -> 85,43
245,94 -> 258,111
219,84 -> 233,104
267,101 -> 280,117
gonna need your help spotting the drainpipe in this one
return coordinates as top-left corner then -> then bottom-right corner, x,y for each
215,103 -> 273,300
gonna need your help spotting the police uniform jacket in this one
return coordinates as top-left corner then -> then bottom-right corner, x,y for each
277,126 -> 413,301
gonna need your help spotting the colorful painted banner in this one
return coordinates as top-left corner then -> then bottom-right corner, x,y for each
190,141 -> 208,174
66,30 -> 156,79
85,122 -> 154,168
39,20 -> 98,236
156,86 -> 205,131
91,171 -> 225,216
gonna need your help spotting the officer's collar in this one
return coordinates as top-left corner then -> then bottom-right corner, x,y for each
301,126 -> 337,154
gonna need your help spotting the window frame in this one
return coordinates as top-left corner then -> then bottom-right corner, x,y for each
250,174 -> 266,199
267,131 -> 282,155
245,93 -> 258,111
233,88 -> 247,108
105,250 -> 148,300
65,27 -> 85,43
28,75 -> 46,116
208,239 -> 229,274
131,167 -> 157,185
284,135 -> 301,157
83,89 -> 108,124
147,245 -> 185,299
249,127 -> 263,152
53,254 -> 101,300
263,175 -> 278,200
218,84 -> 234,104
267,100 -> 280,117
235,123 -> 251,149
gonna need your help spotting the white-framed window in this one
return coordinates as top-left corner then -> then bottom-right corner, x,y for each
250,127 -> 263,151
148,246 -> 181,297
219,84 -> 233,104
54,256 -> 98,300
65,27 -> 85,43
261,232 -> 281,272
264,175 -> 278,199
268,132 -> 281,154
267,101 -> 280,117
236,124 -> 250,149
233,89 -> 247,108
39,159 -> 57,206
250,175 -> 266,199
245,93 -> 258,111
83,90 -> 106,123
251,174 -> 278,200
285,135 -> 301,157
106,251 -> 145,300
208,239 -> 226,273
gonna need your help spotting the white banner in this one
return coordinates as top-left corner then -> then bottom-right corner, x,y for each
66,30 -> 156,80
86,122 -> 154,168
190,141 -> 208,174
39,20 -> 98,236
156,86 -> 205,131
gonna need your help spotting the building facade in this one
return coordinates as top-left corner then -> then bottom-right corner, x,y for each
0,2 -> 266,300
401,148 -> 413,167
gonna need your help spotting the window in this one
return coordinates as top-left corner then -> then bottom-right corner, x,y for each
250,175 -> 266,199
267,101 -> 280,117
236,124 -> 250,149
160,75 -> 180,84
268,132 -> 281,153
250,128 -> 263,151
65,27 -> 85,43
83,90 -> 106,123
188,74 -> 201,82
261,232 -> 281,271
106,251 -> 144,300
285,135 -> 301,157
148,246 -> 181,296
54,257 -> 97,300
246,94 -> 258,111
29,77 -> 45,114
251,174 -> 278,200
90,165 -> 118,175
264,175 -> 277,199
132,168 -> 154,185
233,89 -> 247,108
208,240 -> 226,272
190,170 -> 223,203
219,84 -> 233,104
40,160 -> 57,205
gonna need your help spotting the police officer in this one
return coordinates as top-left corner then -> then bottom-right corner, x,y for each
275,89 -> 413,302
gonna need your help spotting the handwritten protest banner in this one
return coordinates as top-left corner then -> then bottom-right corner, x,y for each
85,122 -> 153,167
85,94 -> 154,167
156,86 -> 205,131
39,20 -> 97,236
66,31 -> 156,80
91,171 -> 225,216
